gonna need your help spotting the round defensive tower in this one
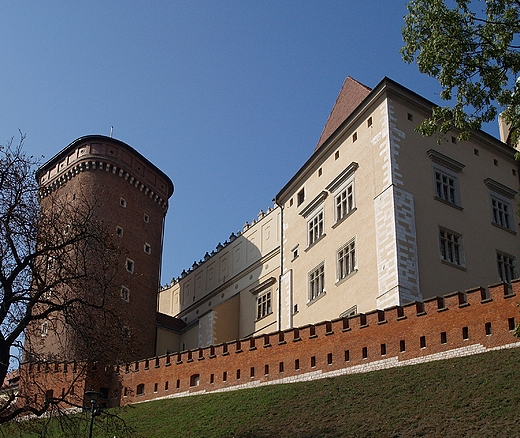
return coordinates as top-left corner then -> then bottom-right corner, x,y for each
33,135 -> 173,363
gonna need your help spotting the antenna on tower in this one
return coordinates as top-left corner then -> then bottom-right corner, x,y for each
110,126 -> 114,138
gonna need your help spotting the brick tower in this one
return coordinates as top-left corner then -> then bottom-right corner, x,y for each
25,135 -> 173,364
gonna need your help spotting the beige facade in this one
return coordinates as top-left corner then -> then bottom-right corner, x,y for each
158,206 -> 280,353
158,76 -> 520,354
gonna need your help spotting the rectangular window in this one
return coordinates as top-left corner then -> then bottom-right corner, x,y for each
337,239 -> 356,281
126,258 -> 135,273
491,196 -> 512,229
420,336 -> 426,348
308,211 -> 324,246
257,290 -> 272,319
308,263 -> 325,302
497,251 -> 517,283
462,326 -> 469,340
399,340 -> 406,352
439,227 -> 464,266
441,332 -> 447,344
144,243 -> 151,254
485,322 -> 492,335
41,322 -> 48,337
121,286 -> 130,302
297,188 -> 305,206
335,182 -> 354,223
434,169 -> 459,205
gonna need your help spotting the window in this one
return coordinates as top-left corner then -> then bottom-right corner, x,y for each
308,263 -> 325,302
116,226 -> 123,237
41,322 -> 48,337
439,227 -> 464,267
497,251 -> 517,283
462,327 -> 469,340
144,243 -> 151,254
491,196 -> 512,229
485,179 -> 516,231
143,213 -> 149,223
352,132 -> 357,142
335,181 -> 354,222
441,332 -> 447,344
428,150 -> 464,207
485,322 -> 492,335
120,197 -> 127,208
136,384 -> 144,395
297,188 -> 305,206
257,290 -> 272,319
292,245 -> 299,260
190,374 -> 200,387
420,336 -> 426,348
126,258 -> 134,273
308,211 -> 324,246
121,286 -> 130,302
337,239 -> 356,282
434,169 -> 458,204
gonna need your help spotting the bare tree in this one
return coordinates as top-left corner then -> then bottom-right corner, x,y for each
0,134 -> 135,423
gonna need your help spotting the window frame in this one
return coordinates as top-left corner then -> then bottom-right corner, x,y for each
126,258 -> 135,274
427,149 -> 464,209
439,226 -> 465,268
485,179 -> 517,233
256,289 -> 272,320
336,238 -> 357,283
121,286 -> 130,302
490,194 -> 513,230
433,166 -> 461,207
307,209 -> 324,247
497,250 -> 517,283
308,262 -> 325,303
334,179 -> 355,224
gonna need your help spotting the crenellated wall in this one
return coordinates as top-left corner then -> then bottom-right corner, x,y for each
21,280 -> 520,409
115,280 -> 520,405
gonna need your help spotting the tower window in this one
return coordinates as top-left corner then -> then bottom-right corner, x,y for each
116,226 -> 123,237
120,197 -> 127,208
144,213 -> 149,223
144,243 -> 151,254
126,259 -> 134,273
121,286 -> 130,302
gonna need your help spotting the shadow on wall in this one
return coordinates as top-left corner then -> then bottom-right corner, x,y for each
158,207 -> 280,353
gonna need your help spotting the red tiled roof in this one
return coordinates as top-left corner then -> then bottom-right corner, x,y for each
315,76 -> 372,151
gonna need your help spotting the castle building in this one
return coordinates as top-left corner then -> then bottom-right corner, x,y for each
158,76 -> 520,353
25,135 -> 174,364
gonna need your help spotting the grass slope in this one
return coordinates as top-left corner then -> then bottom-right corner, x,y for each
5,348 -> 520,437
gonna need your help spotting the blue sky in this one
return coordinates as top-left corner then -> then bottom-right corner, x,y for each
0,1 -> 497,284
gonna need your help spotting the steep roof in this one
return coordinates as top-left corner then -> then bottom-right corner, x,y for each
314,76 -> 372,151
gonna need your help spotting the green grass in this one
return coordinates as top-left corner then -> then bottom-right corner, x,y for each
4,348 -> 520,437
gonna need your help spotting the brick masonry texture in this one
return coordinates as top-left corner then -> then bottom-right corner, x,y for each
114,280 -> 520,405
22,280 -> 520,408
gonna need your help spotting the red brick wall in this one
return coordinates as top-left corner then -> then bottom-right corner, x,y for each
115,280 -> 520,405
23,280 -> 520,408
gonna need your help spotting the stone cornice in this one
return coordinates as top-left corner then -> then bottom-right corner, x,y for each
38,157 -> 170,213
